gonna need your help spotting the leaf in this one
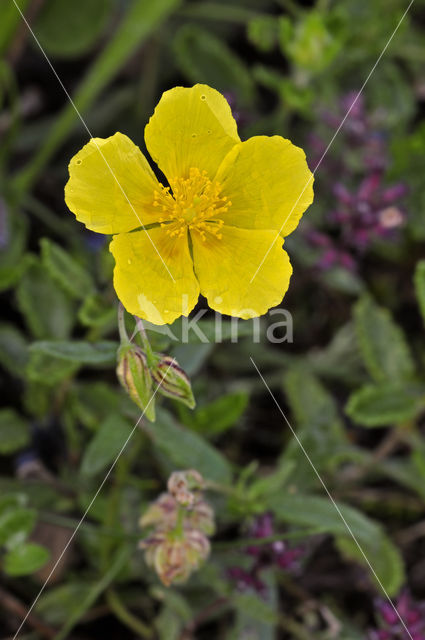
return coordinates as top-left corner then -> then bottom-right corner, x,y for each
40,238 -> 94,300
29,340 -> 118,365
0,324 -> 28,378
233,593 -> 278,625
53,546 -> 129,640
354,295 -> 415,382
34,0 -> 113,58
336,534 -> 405,597
0,409 -> 30,454
0,507 -> 36,547
173,24 -> 254,105
146,409 -> 232,484
178,391 -> 249,435
26,350 -> 78,385
80,414 -> 133,477
78,294 -> 116,328
16,259 -> 74,339
0,207 -> 29,292
3,542 -> 50,576
414,260 -> 425,327
35,582 -> 94,626
268,493 -> 404,595
281,368 -> 346,488
346,383 -> 425,427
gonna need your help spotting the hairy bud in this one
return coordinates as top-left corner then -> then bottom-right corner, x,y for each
116,345 -> 155,421
151,355 -> 195,409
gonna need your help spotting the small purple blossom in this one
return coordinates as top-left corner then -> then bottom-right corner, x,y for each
227,513 -> 305,596
369,591 -> 425,640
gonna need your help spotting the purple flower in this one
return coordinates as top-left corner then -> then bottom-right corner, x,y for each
227,513 -> 305,596
305,91 -> 407,273
369,591 -> 425,640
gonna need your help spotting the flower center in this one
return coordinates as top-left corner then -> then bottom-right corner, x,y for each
152,167 -> 231,241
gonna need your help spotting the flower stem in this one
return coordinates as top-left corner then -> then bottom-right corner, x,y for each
106,589 -> 153,639
118,302 -> 130,344
134,316 -> 155,365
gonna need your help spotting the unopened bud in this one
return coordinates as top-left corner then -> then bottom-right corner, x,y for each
167,470 -> 205,507
140,528 -> 210,586
151,355 -> 195,409
117,345 -> 155,421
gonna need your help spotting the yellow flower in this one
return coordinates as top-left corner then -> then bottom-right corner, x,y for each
65,84 -> 313,325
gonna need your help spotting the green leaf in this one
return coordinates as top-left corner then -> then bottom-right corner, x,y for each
29,340 -> 118,365
3,542 -> 50,576
78,294 -> 116,328
281,368 -> 346,487
16,259 -> 74,339
15,0 -> 182,191
268,493 -> 404,595
26,350 -> 78,385
354,295 -> 415,382
336,534 -> 404,597
247,16 -> 279,52
53,546 -> 129,640
414,260 -> 425,327
0,507 -> 36,547
173,24 -> 254,105
0,324 -> 28,378
80,414 -> 133,477
146,409 -> 232,484
233,593 -> 278,625
35,582 -> 94,626
0,208 -> 29,292
346,383 -> 425,427
178,391 -> 249,435
0,409 -> 30,454
34,0 -> 113,58
40,238 -> 94,300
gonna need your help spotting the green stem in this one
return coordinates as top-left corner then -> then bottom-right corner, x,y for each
214,528 -> 324,551
106,589 -> 153,639
118,302 -> 130,345
134,316 -> 155,365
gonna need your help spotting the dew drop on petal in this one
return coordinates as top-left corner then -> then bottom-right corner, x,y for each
200,95 -> 206,101
127,259 -> 132,265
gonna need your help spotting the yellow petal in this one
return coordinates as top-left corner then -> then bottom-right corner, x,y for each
215,135 -> 313,237
65,132 -> 160,234
110,227 -> 200,325
145,84 -> 240,181
191,226 -> 292,318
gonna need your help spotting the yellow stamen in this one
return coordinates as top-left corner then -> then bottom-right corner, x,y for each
152,167 -> 231,240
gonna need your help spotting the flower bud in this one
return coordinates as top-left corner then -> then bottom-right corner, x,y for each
151,355 -> 195,409
140,528 -> 210,586
139,493 -> 178,530
167,470 -> 205,507
116,345 -> 155,421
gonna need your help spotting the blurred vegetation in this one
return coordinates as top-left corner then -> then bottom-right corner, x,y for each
1,0 -> 425,638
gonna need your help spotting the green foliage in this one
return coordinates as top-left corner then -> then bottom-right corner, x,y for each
146,409 -> 232,484
16,259 -> 74,339
29,340 -> 118,365
414,260 -> 425,326
34,0 -> 114,59
0,324 -> 28,378
80,414 -> 133,477
354,295 -> 415,383
3,542 -> 50,576
346,383 -> 425,427
173,25 -> 254,105
40,238 -> 94,300
269,493 -> 404,595
178,391 -> 249,436
0,409 -> 30,453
